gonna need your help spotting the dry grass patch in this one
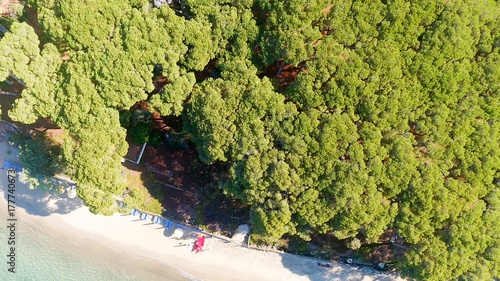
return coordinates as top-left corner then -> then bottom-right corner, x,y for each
123,167 -> 163,214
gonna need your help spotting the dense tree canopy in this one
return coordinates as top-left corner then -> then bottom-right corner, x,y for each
2,0 -> 500,279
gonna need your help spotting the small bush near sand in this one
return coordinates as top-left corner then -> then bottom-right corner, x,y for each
347,238 -> 362,250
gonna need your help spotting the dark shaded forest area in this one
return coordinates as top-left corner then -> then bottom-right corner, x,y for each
1,1 -> 500,280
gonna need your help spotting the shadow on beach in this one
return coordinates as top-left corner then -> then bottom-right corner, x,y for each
7,185 -> 85,216
0,132 -> 401,281
279,252 -> 401,281
0,142 -> 85,217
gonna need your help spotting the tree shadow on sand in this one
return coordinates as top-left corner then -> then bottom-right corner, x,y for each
0,141 -> 85,216
279,252 -> 400,281
3,181 -> 85,216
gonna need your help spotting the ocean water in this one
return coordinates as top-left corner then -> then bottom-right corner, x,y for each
0,142 -> 195,281
0,211 -> 192,281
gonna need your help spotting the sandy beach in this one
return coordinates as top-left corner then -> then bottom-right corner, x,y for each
0,140 -> 404,281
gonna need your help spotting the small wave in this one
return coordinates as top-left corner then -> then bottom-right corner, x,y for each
179,269 -> 204,281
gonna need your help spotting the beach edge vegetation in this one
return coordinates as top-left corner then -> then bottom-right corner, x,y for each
1,0 -> 500,280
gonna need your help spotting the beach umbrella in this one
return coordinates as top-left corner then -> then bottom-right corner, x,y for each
173,228 -> 183,239
67,188 -> 77,199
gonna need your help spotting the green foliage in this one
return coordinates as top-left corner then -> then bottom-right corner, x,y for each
7,132 -> 25,146
9,2 -> 25,18
130,122 -> 152,145
347,238 -> 361,250
18,170 -> 43,190
119,110 -> 133,129
78,187 -> 116,216
184,1 -> 500,279
124,109 -> 163,145
122,187 -> 145,210
0,22 -> 62,124
185,60 -> 286,164
7,0 -> 215,218
19,133 -> 63,176
149,131 -> 164,147
256,0 -> 327,66
0,16 -> 20,31
122,170 -> 163,214
184,0 -> 259,63
7,1 -> 500,280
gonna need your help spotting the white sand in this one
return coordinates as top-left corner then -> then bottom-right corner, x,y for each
0,141 -> 404,281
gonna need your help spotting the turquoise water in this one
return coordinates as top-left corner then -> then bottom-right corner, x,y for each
0,212 -> 192,281
0,143 -> 195,281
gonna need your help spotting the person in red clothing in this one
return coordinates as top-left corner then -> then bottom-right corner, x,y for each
195,235 -> 205,253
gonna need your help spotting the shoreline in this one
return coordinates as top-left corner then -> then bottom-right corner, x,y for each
0,140 -> 404,281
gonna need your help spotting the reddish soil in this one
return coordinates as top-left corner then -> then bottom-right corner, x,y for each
24,6 -> 48,46
130,100 -> 150,111
150,111 -> 167,131
259,59 -> 307,91
309,233 -> 353,258
361,230 -> 400,264
251,4 -> 269,25
132,111 -> 248,233
150,112 -> 182,132
195,58 -> 217,82
321,4 -> 334,15
0,92 -> 60,136
307,229 -> 399,265
144,143 -> 201,193
366,245 -> 396,264
148,75 -> 169,98
142,140 -> 217,223
123,135 -> 143,161
44,128 -> 64,144
0,0 -> 14,16
1,76 -> 24,93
